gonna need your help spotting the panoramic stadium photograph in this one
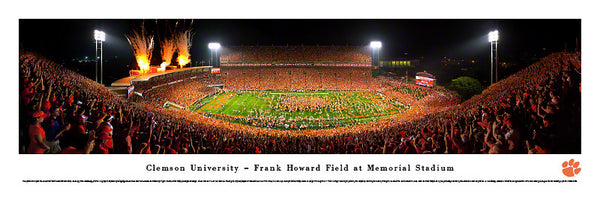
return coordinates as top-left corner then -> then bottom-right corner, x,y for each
18,19 -> 581,154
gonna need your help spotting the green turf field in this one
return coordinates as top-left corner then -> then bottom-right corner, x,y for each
188,90 -> 406,130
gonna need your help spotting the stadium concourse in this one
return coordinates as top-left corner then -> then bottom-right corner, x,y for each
19,46 -> 581,154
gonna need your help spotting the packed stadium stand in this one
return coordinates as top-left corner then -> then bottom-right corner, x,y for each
220,45 -> 371,65
19,47 -> 580,154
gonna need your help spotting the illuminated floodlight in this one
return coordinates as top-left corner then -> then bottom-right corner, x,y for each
488,30 -> 499,85
208,42 -> 221,67
488,30 -> 499,42
94,30 -> 106,42
208,42 -> 221,50
370,41 -> 382,49
94,29 -> 106,85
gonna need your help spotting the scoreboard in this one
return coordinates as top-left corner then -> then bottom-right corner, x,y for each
416,71 -> 435,87
127,85 -> 135,98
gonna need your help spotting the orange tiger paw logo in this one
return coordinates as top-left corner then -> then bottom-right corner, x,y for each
562,159 -> 581,177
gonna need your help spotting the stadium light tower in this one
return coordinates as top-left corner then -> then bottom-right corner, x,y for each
94,30 -> 106,85
208,42 -> 221,67
370,41 -> 382,68
488,30 -> 499,85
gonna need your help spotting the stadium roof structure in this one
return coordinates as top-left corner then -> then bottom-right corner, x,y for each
111,76 -> 136,87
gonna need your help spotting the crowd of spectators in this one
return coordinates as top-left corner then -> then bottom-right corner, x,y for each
133,70 -> 218,92
276,95 -> 331,112
136,77 -> 220,108
220,45 -> 371,64
19,51 -> 580,154
223,66 -> 374,91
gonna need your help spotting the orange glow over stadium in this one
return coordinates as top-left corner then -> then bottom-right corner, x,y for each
136,57 -> 150,74
158,62 -> 168,72
177,55 -> 191,67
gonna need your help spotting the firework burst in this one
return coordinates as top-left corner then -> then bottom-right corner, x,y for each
175,29 -> 193,67
125,28 -> 154,74
161,32 -> 176,65
160,37 -> 175,72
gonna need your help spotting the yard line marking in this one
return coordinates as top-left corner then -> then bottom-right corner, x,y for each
199,92 -> 227,111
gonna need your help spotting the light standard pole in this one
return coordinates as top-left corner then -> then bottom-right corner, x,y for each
208,42 -> 221,67
488,30 -> 498,86
94,30 -> 106,85
370,41 -> 382,68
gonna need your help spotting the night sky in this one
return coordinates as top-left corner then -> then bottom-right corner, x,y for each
19,19 -> 580,83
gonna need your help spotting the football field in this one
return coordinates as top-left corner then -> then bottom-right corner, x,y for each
188,90 -> 406,129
